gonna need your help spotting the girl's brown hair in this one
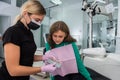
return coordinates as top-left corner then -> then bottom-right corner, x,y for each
47,21 -> 76,48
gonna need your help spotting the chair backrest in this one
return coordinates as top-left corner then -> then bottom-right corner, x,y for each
43,48 -> 46,55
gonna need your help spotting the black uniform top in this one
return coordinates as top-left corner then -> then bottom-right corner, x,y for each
0,21 -> 37,80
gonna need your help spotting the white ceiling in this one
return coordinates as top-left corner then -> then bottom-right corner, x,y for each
39,0 -> 82,8
39,0 -> 118,8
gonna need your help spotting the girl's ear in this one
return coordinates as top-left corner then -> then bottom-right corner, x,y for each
65,33 -> 68,38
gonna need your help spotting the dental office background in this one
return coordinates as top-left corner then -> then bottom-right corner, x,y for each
0,0 -> 119,61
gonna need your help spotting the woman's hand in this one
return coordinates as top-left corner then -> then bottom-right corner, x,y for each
42,51 -> 56,61
41,63 -> 57,73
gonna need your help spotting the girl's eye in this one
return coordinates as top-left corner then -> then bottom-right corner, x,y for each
53,35 -> 57,37
59,36 -> 63,38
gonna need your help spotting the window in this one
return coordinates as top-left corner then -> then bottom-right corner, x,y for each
16,0 -> 27,7
0,0 -> 11,4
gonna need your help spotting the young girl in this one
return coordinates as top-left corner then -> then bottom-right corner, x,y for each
45,21 -> 92,80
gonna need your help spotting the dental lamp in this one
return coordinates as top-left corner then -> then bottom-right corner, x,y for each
82,0 -> 107,16
81,0 -> 115,48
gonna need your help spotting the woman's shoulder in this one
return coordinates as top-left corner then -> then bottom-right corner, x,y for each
6,22 -> 23,32
5,21 -> 25,34
45,42 -> 50,47
3,26 -> 20,36
45,43 -> 51,50
65,42 -> 78,50
2,25 -> 22,41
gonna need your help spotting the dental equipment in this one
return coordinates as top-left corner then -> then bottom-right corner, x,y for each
81,0 -> 115,48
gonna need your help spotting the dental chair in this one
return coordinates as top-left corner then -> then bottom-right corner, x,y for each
82,48 -> 120,80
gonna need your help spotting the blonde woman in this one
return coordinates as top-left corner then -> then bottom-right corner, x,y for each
0,0 -> 56,80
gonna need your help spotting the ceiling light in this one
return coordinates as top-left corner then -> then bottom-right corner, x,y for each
96,0 -> 106,4
50,0 -> 62,5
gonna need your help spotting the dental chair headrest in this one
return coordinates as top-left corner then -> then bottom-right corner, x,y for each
82,47 -> 106,57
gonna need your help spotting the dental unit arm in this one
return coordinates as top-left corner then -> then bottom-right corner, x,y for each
81,0 -> 114,48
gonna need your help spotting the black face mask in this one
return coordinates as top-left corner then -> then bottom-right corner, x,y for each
27,19 -> 41,30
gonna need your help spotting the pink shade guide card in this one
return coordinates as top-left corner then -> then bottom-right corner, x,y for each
45,44 -> 78,76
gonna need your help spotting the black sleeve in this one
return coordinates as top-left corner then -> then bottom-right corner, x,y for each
2,27 -> 21,46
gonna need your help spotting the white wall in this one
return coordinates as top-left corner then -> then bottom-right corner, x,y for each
63,3 -> 83,46
0,1 -> 50,48
115,0 -> 120,54
0,1 -> 20,26
49,3 -> 83,46
48,1 -> 117,48
1,0 -> 118,50
42,16 -> 50,33
49,5 -> 64,25
0,16 -> 11,34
